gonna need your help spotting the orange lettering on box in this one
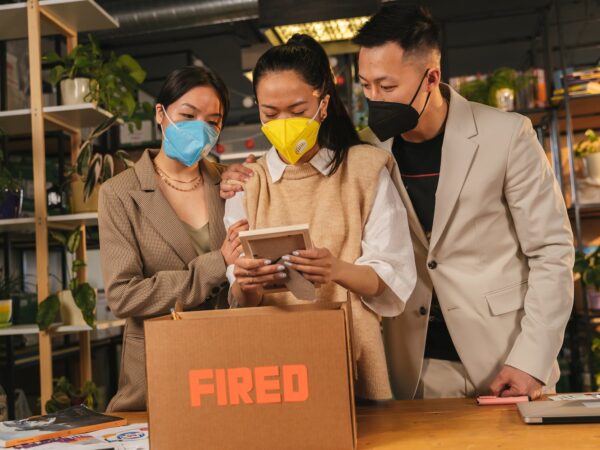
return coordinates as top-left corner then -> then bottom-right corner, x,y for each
227,367 -> 254,405
283,365 -> 309,402
189,369 -> 215,407
188,364 -> 309,407
215,368 -> 228,406
255,366 -> 281,404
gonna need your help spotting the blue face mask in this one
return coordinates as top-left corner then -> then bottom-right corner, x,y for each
160,106 -> 220,167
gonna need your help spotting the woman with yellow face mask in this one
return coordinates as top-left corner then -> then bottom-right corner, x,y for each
223,34 -> 416,401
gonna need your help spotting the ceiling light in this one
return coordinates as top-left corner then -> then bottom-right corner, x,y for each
272,17 -> 370,44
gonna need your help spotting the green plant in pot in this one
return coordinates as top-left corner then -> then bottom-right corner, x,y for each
68,117 -> 134,210
574,246 -> 600,311
575,129 -> 600,184
44,35 -> 103,106
0,275 -> 20,329
37,228 -> 96,331
45,376 -> 100,413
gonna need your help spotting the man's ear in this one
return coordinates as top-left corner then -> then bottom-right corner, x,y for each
426,68 -> 441,91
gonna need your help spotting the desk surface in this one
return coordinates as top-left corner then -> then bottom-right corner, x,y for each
115,398 -> 600,449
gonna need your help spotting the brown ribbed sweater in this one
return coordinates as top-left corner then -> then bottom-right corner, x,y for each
243,144 -> 396,400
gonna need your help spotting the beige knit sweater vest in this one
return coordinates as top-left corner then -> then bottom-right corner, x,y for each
243,144 -> 396,400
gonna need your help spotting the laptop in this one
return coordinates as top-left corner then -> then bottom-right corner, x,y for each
518,399 -> 600,424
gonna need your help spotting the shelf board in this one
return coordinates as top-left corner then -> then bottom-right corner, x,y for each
0,319 -> 125,336
0,103 -> 114,136
0,217 -> 36,233
0,212 -> 98,234
0,0 -> 118,41
48,212 -> 98,229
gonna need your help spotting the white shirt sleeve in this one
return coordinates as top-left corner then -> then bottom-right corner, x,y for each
355,167 -> 417,317
223,192 -> 248,287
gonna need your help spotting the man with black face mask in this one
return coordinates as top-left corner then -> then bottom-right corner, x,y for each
354,4 -> 573,400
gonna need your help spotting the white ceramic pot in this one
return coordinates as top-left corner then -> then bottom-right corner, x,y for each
495,88 -> 515,112
585,152 -> 600,184
60,77 -> 91,105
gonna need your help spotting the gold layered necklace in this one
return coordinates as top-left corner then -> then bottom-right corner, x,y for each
153,162 -> 202,192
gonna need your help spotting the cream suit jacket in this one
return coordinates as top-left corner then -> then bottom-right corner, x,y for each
360,84 -> 574,399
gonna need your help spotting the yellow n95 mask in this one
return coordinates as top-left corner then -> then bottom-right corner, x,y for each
261,101 -> 324,165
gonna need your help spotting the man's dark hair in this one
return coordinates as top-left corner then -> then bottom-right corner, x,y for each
353,4 -> 441,56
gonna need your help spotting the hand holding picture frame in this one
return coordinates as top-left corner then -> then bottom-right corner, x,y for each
239,224 -> 316,300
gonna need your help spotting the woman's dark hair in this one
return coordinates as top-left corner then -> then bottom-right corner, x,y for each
252,34 -> 361,175
156,65 -> 230,126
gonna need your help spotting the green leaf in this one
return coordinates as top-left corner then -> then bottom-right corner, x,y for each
43,52 -> 63,63
50,230 -> 67,247
67,228 -> 81,254
117,54 -> 146,83
122,94 -> 137,118
83,155 -> 102,200
72,259 -> 87,274
72,283 -> 96,328
101,154 -> 114,183
49,65 -> 66,86
37,295 -> 60,331
76,143 -> 92,178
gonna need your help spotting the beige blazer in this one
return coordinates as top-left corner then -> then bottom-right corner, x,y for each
360,85 -> 574,399
99,149 -> 229,411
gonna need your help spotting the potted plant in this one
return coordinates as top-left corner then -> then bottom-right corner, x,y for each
67,117 -> 134,212
44,35 -> 103,105
0,275 -> 20,329
45,36 -> 147,211
37,228 -> 96,330
0,155 -> 23,219
574,246 -> 600,311
45,376 -> 100,413
575,129 -> 600,184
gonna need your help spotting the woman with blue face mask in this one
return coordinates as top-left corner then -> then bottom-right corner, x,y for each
222,35 -> 417,402
98,66 -> 248,412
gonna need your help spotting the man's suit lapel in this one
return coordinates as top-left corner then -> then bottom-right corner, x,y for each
429,87 -> 479,251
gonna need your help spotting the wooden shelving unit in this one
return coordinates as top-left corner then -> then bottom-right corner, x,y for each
0,0 -> 119,414
0,103 -> 115,135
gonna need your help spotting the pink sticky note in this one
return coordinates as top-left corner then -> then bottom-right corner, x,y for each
477,395 -> 529,405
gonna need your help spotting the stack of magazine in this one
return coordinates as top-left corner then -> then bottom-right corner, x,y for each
0,405 -> 147,449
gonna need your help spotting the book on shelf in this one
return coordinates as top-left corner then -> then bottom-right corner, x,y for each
0,405 -> 126,448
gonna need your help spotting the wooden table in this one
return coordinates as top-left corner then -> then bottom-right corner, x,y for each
116,398 -> 600,449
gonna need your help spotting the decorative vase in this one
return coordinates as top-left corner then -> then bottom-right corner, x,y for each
495,88 -> 515,112
60,78 -> 91,105
585,152 -> 600,184
70,177 -> 99,213
0,189 -> 23,219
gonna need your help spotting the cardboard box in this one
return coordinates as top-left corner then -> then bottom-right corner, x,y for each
144,303 -> 356,449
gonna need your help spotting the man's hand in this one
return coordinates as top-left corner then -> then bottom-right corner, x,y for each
490,365 -> 543,399
219,154 -> 256,200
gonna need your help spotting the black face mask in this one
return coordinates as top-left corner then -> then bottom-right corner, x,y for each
367,69 -> 431,142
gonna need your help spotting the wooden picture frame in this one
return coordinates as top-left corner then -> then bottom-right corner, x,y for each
239,224 -> 312,294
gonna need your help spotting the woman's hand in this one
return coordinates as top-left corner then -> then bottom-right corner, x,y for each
282,247 -> 340,285
234,257 -> 287,292
219,155 -> 256,200
221,219 -> 249,265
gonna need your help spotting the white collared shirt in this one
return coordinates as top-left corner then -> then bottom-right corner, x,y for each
223,147 -> 416,317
